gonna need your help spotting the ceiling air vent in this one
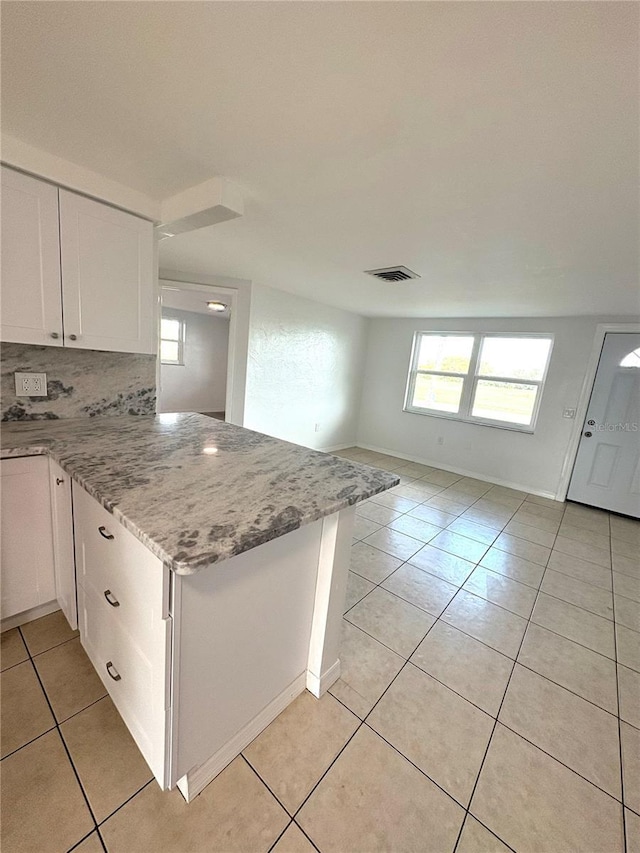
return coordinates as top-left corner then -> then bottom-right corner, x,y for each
365,266 -> 420,282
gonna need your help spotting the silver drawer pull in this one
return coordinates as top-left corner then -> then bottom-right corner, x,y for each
106,661 -> 121,681
98,525 -> 115,540
104,589 -> 120,608
56,477 -> 64,485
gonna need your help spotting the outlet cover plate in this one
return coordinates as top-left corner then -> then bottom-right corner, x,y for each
14,372 -> 48,397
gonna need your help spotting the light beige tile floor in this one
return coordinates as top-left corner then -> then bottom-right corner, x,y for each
1,447 -> 638,852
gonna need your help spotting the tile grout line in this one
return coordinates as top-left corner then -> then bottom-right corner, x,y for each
354,551 -> 623,632
450,498 -> 568,853
96,779 -> 154,832
66,827 -> 106,853
347,583 -> 631,805
610,512 -> 629,853
0,690 -> 111,764
290,819 -> 323,853
355,501 -> 634,640
265,819 -> 293,853
289,583 -> 451,831
16,625 -> 101,836
239,753 -> 298,822
360,508 -> 634,807
342,453 -> 633,846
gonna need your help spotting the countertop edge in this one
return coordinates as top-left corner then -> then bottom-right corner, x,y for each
1,443 -> 399,574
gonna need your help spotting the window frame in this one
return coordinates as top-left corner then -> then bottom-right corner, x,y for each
404,331 -> 554,433
160,315 -> 186,366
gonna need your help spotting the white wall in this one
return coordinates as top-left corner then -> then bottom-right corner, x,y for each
244,285 -> 367,450
159,308 -> 229,413
357,315 -> 639,497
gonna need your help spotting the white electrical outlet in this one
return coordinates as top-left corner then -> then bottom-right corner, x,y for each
14,372 -> 47,397
314,423 -> 321,433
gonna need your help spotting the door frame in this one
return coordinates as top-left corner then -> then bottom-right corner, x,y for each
157,273 -> 252,426
556,322 -> 640,501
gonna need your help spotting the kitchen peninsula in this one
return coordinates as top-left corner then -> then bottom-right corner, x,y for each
0,414 -> 398,801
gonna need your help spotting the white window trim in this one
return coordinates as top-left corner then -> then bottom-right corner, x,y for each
403,331 -> 554,433
160,315 -> 185,366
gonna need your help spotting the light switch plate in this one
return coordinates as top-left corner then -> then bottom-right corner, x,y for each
14,372 -> 47,397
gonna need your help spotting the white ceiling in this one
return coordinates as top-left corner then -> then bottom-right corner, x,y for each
2,2 -> 638,318
161,286 -> 231,319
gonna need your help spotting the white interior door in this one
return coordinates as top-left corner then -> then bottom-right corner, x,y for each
568,332 -> 640,518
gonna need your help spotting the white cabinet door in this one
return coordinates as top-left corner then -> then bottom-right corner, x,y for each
73,483 -> 170,786
49,459 -> 77,629
0,167 -> 63,346
59,190 -> 156,354
0,457 -> 57,620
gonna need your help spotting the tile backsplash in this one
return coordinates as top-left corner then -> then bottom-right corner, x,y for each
1,343 -> 156,421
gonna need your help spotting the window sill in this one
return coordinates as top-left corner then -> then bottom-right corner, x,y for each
403,406 -> 536,434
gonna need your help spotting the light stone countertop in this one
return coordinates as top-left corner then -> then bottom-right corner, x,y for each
0,414 -> 398,574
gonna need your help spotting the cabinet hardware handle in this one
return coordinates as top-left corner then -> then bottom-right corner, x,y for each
106,661 -> 121,681
104,589 -> 120,607
68,334 -> 78,341
56,477 -> 64,485
50,332 -> 60,339
98,526 -> 115,540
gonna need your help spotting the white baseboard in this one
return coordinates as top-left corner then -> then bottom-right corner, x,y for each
306,658 -> 341,698
176,672 -> 307,802
319,442 -> 356,453
1,600 -> 60,633
356,442 -> 558,501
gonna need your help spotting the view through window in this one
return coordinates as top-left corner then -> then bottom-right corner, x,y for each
160,317 -> 185,365
405,333 -> 553,430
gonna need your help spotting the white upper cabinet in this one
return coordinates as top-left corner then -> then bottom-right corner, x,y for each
59,190 -> 155,354
1,166 -> 156,355
1,167 -> 63,346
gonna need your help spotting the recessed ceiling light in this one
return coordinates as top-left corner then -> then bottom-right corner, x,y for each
206,301 -> 226,312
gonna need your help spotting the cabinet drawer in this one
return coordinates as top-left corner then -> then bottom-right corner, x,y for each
73,483 -> 170,650
78,581 -> 169,785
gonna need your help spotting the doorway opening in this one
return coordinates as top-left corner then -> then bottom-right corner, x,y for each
158,282 -> 234,421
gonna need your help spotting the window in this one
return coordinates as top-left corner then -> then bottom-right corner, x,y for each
405,333 -> 553,431
160,317 -> 185,365
620,347 -> 640,368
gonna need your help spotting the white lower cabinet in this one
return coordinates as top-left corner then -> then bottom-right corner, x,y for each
1,457 -> 352,801
0,457 -> 57,621
72,484 -> 171,786
71,480 -> 353,802
49,459 -> 77,629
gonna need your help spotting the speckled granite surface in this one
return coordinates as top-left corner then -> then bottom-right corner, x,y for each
1,343 -> 156,421
1,414 -> 398,574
